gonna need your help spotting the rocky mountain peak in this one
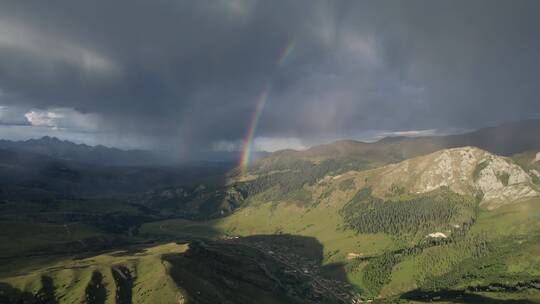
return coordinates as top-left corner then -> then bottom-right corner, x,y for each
371,146 -> 538,209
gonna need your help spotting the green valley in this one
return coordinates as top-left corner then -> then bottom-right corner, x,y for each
1,135 -> 540,303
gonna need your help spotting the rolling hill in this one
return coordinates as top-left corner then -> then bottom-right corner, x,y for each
246,119 -> 540,176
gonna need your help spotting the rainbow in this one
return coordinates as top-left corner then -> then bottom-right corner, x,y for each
238,83 -> 271,175
276,40 -> 296,66
238,40 -> 296,176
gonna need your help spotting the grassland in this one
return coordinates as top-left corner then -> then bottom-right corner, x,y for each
382,199 -> 540,301
0,243 -> 188,304
1,150 -> 540,303
142,177 -> 396,265
139,185 -> 540,303
0,220 -> 103,259
0,237 -> 347,304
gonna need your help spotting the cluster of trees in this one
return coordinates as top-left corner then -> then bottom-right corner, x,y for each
338,178 -> 356,191
405,233 -> 490,286
418,233 -> 506,291
238,158 -> 371,202
361,252 -> 401,295
341,188 -> 476,236
248,158 -> 313,173
248,157 -> 371,175
356,232 -> 491,296
341,186 -> 517,297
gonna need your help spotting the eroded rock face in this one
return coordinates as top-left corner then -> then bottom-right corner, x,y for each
474,155 -> 535,208
535,152 -> 540,163
372,147 -> 539,209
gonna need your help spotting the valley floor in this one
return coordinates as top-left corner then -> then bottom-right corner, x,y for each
1,179 -> 539,303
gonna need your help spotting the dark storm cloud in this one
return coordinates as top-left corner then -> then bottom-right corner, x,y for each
0,0 -> 539,154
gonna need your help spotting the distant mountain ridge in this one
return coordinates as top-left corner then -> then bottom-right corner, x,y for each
2,119 -> 539,168
0,136 -> 269,166
0,136 -> 158,166
380,118 -> 540,156
252,119 -> 540,172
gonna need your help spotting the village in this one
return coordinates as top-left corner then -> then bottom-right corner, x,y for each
223,235 -> 372,304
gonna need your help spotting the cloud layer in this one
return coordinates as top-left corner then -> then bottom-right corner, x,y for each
0,1 -> 539,156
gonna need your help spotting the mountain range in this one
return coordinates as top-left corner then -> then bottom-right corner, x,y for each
2,119 -> 539,168
257,119 -> 540,169
0,136 -> 158,166
0,119 -> 539,303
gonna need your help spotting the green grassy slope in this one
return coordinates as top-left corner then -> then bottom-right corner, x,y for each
2,145 -> 540,303
0,243 -> 187,304
140,168 -> 540,303
0,237 -> 349,304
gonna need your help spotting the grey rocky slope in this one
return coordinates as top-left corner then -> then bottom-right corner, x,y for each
367,147 -> 539,209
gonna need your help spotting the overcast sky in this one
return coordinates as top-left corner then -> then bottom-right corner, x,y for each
0,1 -> 539,158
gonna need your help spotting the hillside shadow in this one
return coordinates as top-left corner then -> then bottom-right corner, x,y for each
0,159 -> 353,303
0,282 -> 38,304
241,234 -> 350,283
85,271 -> 106,304
0,275 -> 58,304
164,234 -> 352,304
36,275 -> 58,304
1,233 -> 346,304
401,288 -> 538,304
111,266 -> 133,304
0,169 -> 234,272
